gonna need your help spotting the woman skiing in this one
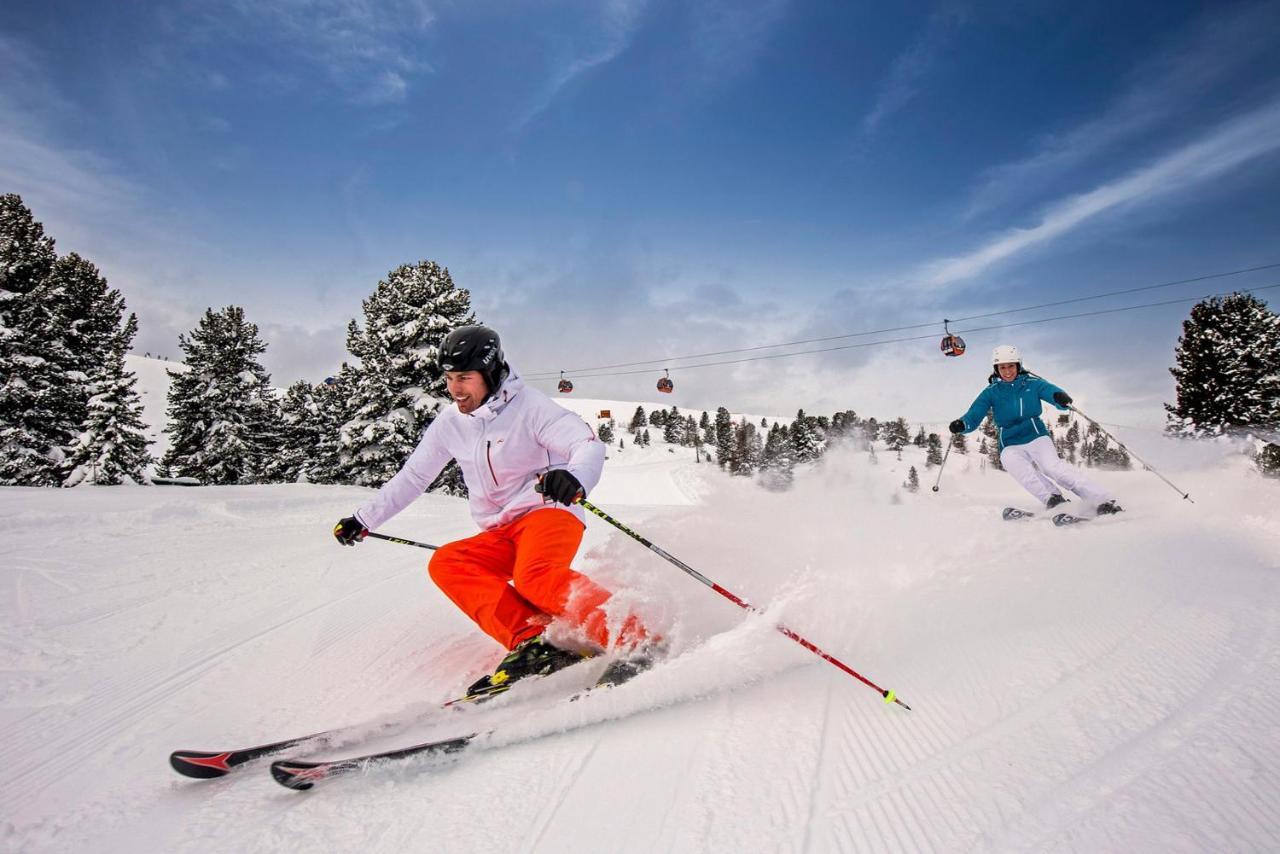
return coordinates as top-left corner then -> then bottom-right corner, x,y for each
949,345 -> 1122,515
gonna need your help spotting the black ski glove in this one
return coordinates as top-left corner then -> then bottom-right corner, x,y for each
333,515 -> 368,546
1053,391 -> 1072,407
948,418 -> 966,435
540,469 -> 584,506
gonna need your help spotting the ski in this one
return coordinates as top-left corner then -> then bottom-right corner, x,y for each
1052,512 -> 1089,527
271,733 -> 477,790
169,662 -> 588,779
1002,507 -> 1036,521
270,650 -> 663,791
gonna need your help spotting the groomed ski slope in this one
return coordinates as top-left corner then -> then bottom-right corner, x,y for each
3,436 -> 1279,853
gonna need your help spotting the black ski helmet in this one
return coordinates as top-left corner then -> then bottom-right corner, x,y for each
438,325 -> 509,393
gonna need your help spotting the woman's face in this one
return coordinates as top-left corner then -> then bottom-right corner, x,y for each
997,362 -> 1019,382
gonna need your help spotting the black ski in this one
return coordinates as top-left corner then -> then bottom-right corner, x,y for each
169,665 -> 582,779
271,733 -> 477,790
1052,512 -> 1089,527
270,649 -> 663,791
1002,507 -> 1036,521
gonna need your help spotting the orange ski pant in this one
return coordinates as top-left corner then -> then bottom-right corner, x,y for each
427,507 -> 644,651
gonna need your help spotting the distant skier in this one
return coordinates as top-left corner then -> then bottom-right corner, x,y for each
332,325 -> 647,697
949,345 -> 1122,515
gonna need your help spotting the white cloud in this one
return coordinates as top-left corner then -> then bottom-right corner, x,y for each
964,2 -> 1280,219
921,96 -> 1280,287
515,0 -> 648,130
860,5 -> 967,137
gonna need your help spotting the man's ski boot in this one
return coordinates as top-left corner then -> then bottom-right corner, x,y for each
1095,500 -> 1124,516
1045,494 -> 1069,509
465,634 -> 585,700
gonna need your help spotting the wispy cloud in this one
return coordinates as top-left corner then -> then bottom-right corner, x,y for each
217,0 -> 436,104
860,5 -> 968,138
515,0 -> 648,131
921,96 -> 1280,286
683,0 -> 788,91
964,2 -> 1280,219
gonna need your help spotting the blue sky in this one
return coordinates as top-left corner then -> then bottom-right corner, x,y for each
3,0 -> 1279,425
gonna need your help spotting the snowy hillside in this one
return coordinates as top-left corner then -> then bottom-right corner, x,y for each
3,424 -> 1279,852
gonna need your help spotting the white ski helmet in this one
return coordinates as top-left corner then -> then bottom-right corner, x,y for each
991,344 -> 1021,366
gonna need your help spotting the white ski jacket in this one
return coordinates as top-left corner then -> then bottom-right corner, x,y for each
353,369 -> 604,532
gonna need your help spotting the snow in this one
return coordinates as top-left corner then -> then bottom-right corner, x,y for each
3,366 -> 1279,852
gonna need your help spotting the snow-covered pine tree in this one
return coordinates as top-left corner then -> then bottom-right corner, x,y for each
649,408 -> 666,428
912,427 -> 926,447
883,417 -> 911,451
729,421 -> 758,476
683,414 -> 697,447
714,407 -> 733,467
663,406 -> 683,444
981,415 -> 1002,470
598,421 -> 615,443
261,380 -> 322,483
862,417 -> 880,444
925,433 -> 943,467
47,252 -> 129,477
1256,442 -> 1280,477
308,369 -> 356,484
1166,292 -> 1280,435
63,313 -> 152,486
950,431 -> 967,454
790,409 -> 822,463
158,306 -> 278,484
630,405 -> 647,434
1064,421 -> 1080,464
340,260 -> 474,491
641,428 -> 651,447
904,466 -> 920,493
702,415 -> 716,447
0,194 -> 63,485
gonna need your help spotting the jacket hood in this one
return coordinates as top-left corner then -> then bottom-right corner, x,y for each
468,365 -> 525,421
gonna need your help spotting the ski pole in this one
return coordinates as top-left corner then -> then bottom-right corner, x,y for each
931,439 -> 952,492
1070,406 -> 1193,503
364,531 -> 439,550
573,494 -> 911,710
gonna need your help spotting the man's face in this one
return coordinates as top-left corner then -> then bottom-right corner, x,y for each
445,370 -> 488,413
997,362 -> 1019,381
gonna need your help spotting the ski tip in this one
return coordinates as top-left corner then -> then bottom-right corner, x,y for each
270,760 -> 328,791
170,750 -> 236,779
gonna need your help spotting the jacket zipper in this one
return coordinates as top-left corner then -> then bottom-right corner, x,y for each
486,440 -> 499,486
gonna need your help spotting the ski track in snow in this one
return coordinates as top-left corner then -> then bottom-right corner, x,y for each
2,436 -> 1280,853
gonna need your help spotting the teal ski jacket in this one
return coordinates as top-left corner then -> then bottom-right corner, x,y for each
959,371 -> 1069,450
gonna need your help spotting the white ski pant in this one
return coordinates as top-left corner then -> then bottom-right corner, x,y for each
999,436 -> 1112,506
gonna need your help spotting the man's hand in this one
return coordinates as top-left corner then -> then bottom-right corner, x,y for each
540,469 -> 584,506
333,515 -> 368,546
949,418 -> 966,435
1053,391 -> 1072,407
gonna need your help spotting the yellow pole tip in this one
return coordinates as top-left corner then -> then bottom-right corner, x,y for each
883,690 -> 895,704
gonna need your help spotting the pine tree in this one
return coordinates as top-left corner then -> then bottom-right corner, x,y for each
598,421 -> 615,443
629,405 -> 647,434
641,428 -> 651,447
912,427 -> 926,447
702,414 -> 716,447
981,415 -> 1002,470
1063,421 -> 1081,463
714,407 -> 733,467
1256,442 -> 1280,477
883,417 -> 911,451
340,260 -> 475,489
904,466 -> 920,493
950,431 -> 968,454
0,194 -> 62,485
62,314 -> 152,485
158,306 -> 278,484
1166,292 -> 1280,435
262,380 -> 321,483
309,368 -> 357,484
925,433 -> 943,467
863,417 -> 880,444
790,409 -> 822,463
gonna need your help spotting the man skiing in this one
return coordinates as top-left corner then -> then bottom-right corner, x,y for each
949,345 -> 1122,515
332,324 -> 646,697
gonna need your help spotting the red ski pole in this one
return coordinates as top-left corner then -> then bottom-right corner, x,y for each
576,496 -> 911,710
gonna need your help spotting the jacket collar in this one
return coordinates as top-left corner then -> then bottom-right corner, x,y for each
467,367 -> 525,421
